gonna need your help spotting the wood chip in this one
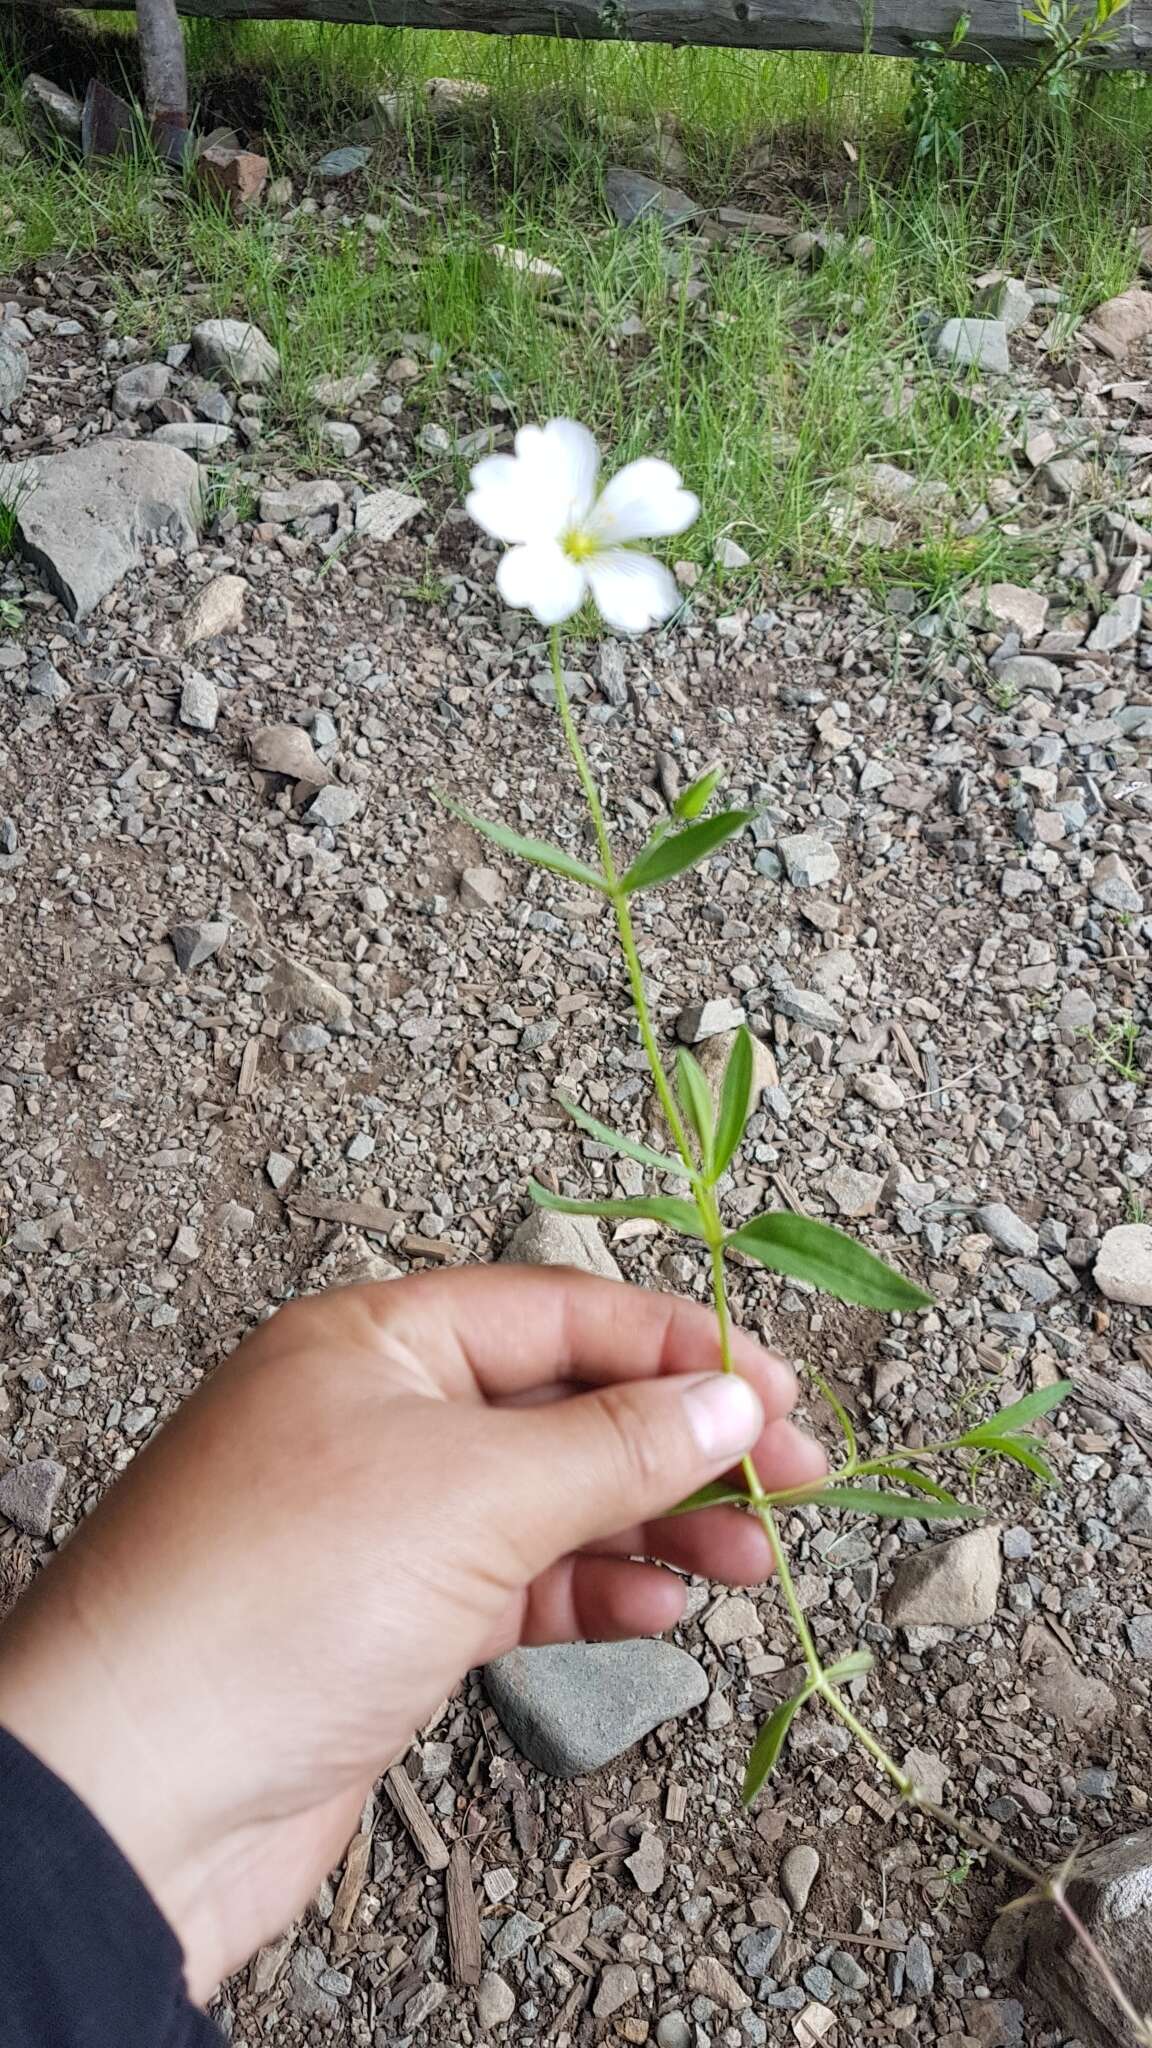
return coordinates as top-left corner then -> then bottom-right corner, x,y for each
446,1840 -> 482,1987
384,1765 -> 450,1871
288,1193 -> 400,1233
401,1232 -> 463,1262
331,1829 -> 373,1937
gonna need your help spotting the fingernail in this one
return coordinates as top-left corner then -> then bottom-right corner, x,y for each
681,1374 -> 764,1461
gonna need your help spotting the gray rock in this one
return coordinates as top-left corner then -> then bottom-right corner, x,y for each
320,420 -> 361,458
936,318 -> 1011,374
985,582 -> 1048,640
170,920 -> 229,972
781,1843 -> 821,1914
307,784 -> 360,829
1095,1224 -> 1152,1307
22,73 -> 83,141
656,2015 -> 692,2048
1010,1828 -> 1152,2048
280,1023 -> 331,1054
779,831 -> 840,888
181,574 -> 247,649
259,479 -> 344,524
904,1935 -> 935,1999
0,337 -> 28,416
502,1207 -> 621,1279
354,484 -> 425,542
249,722 -> 331,785
676,997 -> 746,1043
483,1639 -> 709,1776
0,1458 -> 65,1536
527,665 -> 588,708
0,439 -> 201,619
605,166 -> 698,230
771,983 -> 841,1033
975,1203 -> 1040,1256
152,422 -> 234,454
460,866 -> 506,911
1087,593 -> 1142,652
714,535 -> 751,570
1126,1615 -> 1152,1659
594,1963 -> 639,2019
113,362 -> 170,416
476,1972 -> 516,2028
826,1164 -> 884,1218
738,1928 -> 782,1977
975,275 -> 1034,333
854,1070 -> 905,1112
1091,854 -> 1142,914
27,658 -> 68,702
489,1912 -> 542,1964
995,654 -> 1062,695
1108,1473 -> 1152,1535
268,958 -> 353,1030
191,318 -> 280,388
179,671 -> 218,732
886,1524 -> 1003,1628
290,1944 -> 339,2023
1003,1525 -> 1034,1560
314,144 -> 372,180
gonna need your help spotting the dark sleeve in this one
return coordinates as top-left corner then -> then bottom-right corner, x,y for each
0,1724 -> 223,2048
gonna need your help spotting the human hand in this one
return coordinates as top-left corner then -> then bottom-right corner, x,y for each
0,1267 -> 823,2000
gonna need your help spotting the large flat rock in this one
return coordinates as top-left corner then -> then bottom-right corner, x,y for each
1,437 -> 202,619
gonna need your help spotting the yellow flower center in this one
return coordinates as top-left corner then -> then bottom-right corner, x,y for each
562,528 -> 598,563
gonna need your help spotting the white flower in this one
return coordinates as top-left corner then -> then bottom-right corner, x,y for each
466,418 -> 699,633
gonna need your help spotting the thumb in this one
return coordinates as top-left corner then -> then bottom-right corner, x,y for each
482,1372 -> 764,1571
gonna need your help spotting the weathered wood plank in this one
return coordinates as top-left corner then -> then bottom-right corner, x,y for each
20,0 -> 1152,67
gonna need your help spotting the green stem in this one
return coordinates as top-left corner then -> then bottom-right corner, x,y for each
548,627 -> 695,1171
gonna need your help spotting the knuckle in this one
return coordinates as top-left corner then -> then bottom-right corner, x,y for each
595,1383 -> 667,1499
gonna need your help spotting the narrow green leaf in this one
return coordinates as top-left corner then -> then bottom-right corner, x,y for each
442,800 -> 606,892
873,1465 -> 968,1505
713,1026 -> 754,1182
812,1370 -> 857,1465
727,1212 -> 933,1313
970,1434 -> 1057,1485
958,1380 -> 1072,1441
673,762 -> 723,822
555,1094 -> 687,1179
527,1181 -> 706,1237
621,809 -> 754,895
667,1480 -> 755,1518
742,1690 -> 812,1805
810,1486 -> 983,1521
825,1648 -> 874,1684
676,1048 -> 714,1170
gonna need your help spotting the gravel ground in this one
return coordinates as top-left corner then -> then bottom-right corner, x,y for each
1,247 -> 1151,2048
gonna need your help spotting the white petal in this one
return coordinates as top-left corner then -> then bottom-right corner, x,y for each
509,418 -> 600,535
585,549 -> 681,633
496,542 -> 587,626
466,483 -> 538,545
590,458 -> 700,544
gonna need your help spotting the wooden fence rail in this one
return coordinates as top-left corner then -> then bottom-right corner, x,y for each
21,0 -> 1152,69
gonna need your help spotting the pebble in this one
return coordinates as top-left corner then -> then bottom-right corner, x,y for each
656,2016 -> 692,2048
1094,1223 -> 1152,1306
112,361 -> 170,416
886,1524 -> 1003,1628
476,1973 -> 516,2028
687,1957 -> 749,2012
1086,592 -> 1142,652
489,1911 -> 542,1964
1090,853 -> 1143,913
714,536 -> 751,570
974,1202 -> 1039,1256
307,785 -> 360,829
460,865 -> 506,911
181,574 -> 247,648
502,1207 -> 620,1278
779,831 -> 840,889
904,1935 -> 935,1999
738,1928 -> 782,1977
484,1640 -> 708,1776
169,920 -> 229,972
703,1595 -> 762,1648
179,671 -> 219,732
0,1458 -> 65,1536
191,317 -> 280,387
936,317 -> 1011,374
853,1069 -> 905,1112
677,997 -> 747,1043
593,1963 -> 639,2019
780,1843 -> 821,1913
826,1164 -> 884,1217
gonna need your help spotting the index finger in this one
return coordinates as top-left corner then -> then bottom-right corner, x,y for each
356,1264 -> 799,1420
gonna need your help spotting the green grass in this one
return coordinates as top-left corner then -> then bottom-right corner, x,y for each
2,18 -> 1152,593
